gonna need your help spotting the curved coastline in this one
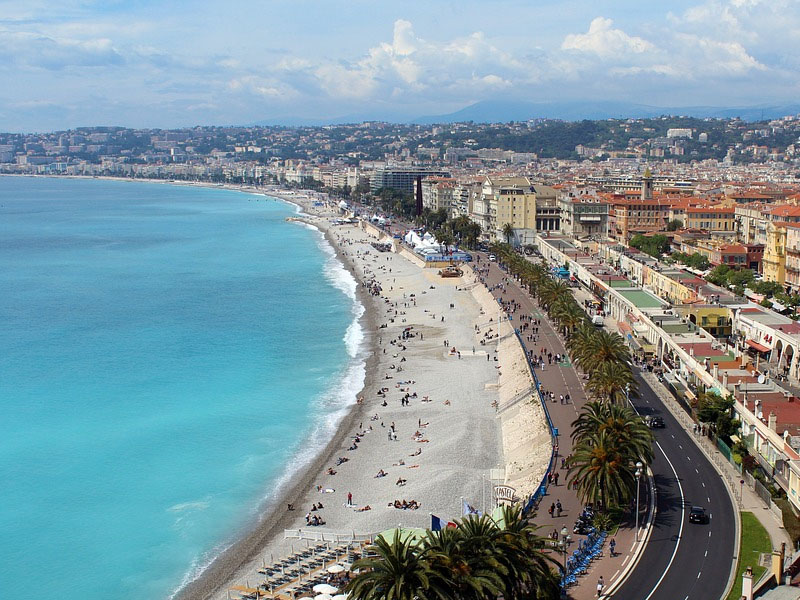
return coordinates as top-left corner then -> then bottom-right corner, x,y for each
2,173 -> 377,600
172,199 -> 381,600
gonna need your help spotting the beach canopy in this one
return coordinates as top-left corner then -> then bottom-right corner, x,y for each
332,595 -> 349,600
313,583 -> 339,594
326,564 -> 345,574
377,526 -> 427,546
314,594 -> 334,600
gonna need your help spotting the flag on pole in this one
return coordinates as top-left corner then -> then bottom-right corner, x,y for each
431,514 -> 446,531
462,499 -> 481,516
431,514 -> 458,531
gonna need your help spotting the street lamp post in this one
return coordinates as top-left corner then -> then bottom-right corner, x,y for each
560,525 -> 569,593
635,461 -> 643,541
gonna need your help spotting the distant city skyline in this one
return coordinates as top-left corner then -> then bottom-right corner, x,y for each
1,0 -> 798,131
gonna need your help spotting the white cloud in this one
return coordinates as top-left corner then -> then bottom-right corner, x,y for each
561,17 -> 654,59
0,29 -> 124,70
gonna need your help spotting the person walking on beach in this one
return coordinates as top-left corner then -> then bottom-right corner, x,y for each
347,492 -> 353,506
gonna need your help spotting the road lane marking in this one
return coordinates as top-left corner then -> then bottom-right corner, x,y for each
642,440 -> 686,600
697,572 -> 702,579
696,468 -> 699,474
702,482 -> 706,487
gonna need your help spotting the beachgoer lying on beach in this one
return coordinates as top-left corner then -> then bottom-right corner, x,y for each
327,468 -> 336,475
335,457 -> 349,465
444,399 -> 451,406
392,458 -> 405,466
422,395 -> 431,402
375,469 -> 387,478
355,505 -> 371,512
410,448 -> 421,456
396,477 -> 407,486
287,504 -> 295,511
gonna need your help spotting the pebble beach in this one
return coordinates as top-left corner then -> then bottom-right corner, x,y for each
178,194 -> 551,600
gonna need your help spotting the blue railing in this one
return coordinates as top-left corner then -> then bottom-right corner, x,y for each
513,328 -> 558,515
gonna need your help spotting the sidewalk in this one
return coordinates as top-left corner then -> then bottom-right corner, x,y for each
480,260 -> 653,599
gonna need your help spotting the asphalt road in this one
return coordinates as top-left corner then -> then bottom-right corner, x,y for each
475,251 -> 737,600
612,370 -> 737,600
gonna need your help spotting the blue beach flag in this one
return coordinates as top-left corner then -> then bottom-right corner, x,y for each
462,500 -> 481,516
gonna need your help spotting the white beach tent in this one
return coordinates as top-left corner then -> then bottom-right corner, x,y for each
338,200 -> 348,210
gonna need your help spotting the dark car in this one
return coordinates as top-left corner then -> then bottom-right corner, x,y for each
689,506 -> 708,524
648,416 -> 665,428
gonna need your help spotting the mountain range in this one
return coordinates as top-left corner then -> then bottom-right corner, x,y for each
254,100 -> 800,127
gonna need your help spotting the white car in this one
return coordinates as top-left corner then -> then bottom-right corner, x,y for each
488,254 -> 497,261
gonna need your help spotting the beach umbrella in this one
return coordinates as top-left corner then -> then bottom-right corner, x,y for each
313,584 -> 338,594
314,595 -> 333,600
332,595 -> 349,600
326,564 -> 345,574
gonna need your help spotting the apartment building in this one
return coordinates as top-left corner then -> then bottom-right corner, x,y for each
763,222 -> 787,285
559,193 -> 610,239
685,205 -> 736,233
479,176 -> 538,244
420,177 -> 455,212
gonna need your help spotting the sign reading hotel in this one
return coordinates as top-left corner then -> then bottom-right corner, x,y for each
494,484 -> 517,504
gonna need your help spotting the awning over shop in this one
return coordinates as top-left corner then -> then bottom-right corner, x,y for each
746,339 -> 770,353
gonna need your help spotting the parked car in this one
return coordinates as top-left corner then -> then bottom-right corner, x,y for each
488,254 -> 497,261
689,506 -> 709,524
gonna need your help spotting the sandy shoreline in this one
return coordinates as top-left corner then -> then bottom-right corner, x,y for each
178,197 -> 512,600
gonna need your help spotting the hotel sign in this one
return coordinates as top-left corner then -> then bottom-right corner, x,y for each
494,485 -> 517,503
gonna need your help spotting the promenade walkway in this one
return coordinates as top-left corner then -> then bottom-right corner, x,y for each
478,256 -> 652,599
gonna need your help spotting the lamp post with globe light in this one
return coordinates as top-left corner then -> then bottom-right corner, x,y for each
635,461 -> 644,541
560,525 -> 570,594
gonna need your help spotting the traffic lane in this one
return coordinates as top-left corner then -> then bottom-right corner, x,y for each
623,374 -> 735,600
611,448 -> 684,600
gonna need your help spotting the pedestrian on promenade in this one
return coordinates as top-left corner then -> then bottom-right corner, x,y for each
556,500 -> 562,516
597,576 -> 604,597
609,538 -> 616,556
554,472 -> 560,486
549,502 -> 555,517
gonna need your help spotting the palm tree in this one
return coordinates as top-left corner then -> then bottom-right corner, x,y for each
572,401 -> 654,466
537,280 -> 570,313
550,300 -> 586,336
585,361 -> 638,404
574,329 -> 632,374
346,531 -> 438,600
502,222 -> 515,245
567,430 -> 637,510
492,505 -> 562,600
424,519 -> 504,600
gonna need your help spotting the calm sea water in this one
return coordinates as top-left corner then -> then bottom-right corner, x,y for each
0,177 -> 365,599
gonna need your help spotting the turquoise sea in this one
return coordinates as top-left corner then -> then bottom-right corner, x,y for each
0,177 -> 365,599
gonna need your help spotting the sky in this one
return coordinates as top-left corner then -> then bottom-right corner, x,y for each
0,0 -> 798,131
